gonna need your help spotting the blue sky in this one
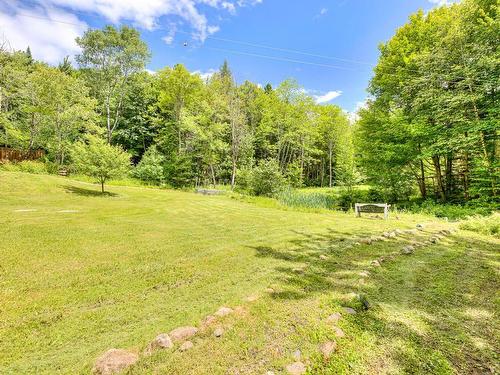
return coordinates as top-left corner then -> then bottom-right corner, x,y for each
1,0 -> 454,112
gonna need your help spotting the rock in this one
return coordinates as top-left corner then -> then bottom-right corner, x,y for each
395,229 -> 404,235
169,326 -> 198,343
285,361 -> 306,375
360,238 -> 372,245
416,223 -> 425,230
144,333 -> 174,355
359,271 -> 370,278
320,341 -> 337,359
214,327 -> 224,337
319,254 -> 328,260
292,267 -> 304,273
234,306 -> 246,315
292,349 -> 301,361
388,232 -> 397,238
430,236 -> 440,244
215,307 -> 234,317
343,307 -> 357,315
401,246 -> 414,255
378,256 -> 385,263
354,242 -> 361,246
377,236 -> 386,241
265,288 -> 275,293
93,349 -> 138,375
179,341 -> 193,352
201,315 -> 217,329
326,312 -> 342,323
245,295 -> 259,302
382,232 -> 391,238
371,260 -> 381,267
333,326 -> 345,337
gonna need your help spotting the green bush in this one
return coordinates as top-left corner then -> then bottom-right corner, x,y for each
402,199 -> 496,220
133,146 -> 165,185
249,159 -> 286,197
0,160 -> 48,174
459,213 -> 499,238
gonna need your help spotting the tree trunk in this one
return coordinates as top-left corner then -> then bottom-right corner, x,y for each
328,141 -> 333,188
210,164 -> 217,188
432,155 -> 446,201
101,180 -> 105,194
445,154 -> 453,198
231,160 -> 237,190
419,158 -> 427,199
106,97 -> 112,144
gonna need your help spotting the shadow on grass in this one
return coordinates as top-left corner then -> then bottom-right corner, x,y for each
63,185 -> 118,197
252,229 -> 500,373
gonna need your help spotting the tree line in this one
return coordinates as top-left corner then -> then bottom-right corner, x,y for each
1,0 -> 497,206
356,0 -> 498,205
0,26 -> 354,193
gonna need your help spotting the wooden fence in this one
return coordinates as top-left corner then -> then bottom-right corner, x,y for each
0,147 -> 45,162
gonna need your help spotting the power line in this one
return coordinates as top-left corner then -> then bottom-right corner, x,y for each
5,7 -> 495,82
204,46 -> 358,72
175,30 -> 374,67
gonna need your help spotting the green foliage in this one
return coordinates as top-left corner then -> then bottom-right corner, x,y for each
239,159 -> 286,197
357,0 -> 499,204
0,160 -> 48,174
460,213 -> 500,237
71,136 -> 130,192
76,25 -> 150,142
133,146 -> 165,185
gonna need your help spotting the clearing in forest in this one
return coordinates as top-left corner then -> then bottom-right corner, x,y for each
0,172 -> 498,374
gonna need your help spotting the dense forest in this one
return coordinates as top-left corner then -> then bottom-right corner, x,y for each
0,0 -> 498,209
356,0 -> 498,205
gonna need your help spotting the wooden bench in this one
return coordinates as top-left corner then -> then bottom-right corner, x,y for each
355,203 -> 390,220
58,168 -> 68,177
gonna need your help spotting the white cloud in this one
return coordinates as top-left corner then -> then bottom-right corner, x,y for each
314,7 -> 328,19
193,68 -> 217,81
314,90 -> 342,104
427,0 -> 457,6
0,0 -> 263,63
46,0 -> 262,41
346,99 -> 369,124
0,2 -> 87,64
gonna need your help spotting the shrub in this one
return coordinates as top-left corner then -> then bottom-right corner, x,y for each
133,146 -> 165,185
249,159 -> 286,197
0,160 -> 48,174
285,160 -> 303,188
459,213 -> 499,238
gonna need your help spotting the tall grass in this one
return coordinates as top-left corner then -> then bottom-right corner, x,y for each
459,213 -> 500,238
276,188 -> 337,210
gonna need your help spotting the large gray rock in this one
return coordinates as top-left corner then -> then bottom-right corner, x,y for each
320,341 -> 337,359
371,260 -> 381,267
333,326 -> 345,337
286,362 -> 306,375
401,245 -> 414,255
144,333 -> 173,355
179,341 -> 193,352
214,327 -> 224,337
93,349 -> 138,375
215,306 -> 234,317
326,312 -> 342,323
343,307 -> 357,315
169,326 -> 198,343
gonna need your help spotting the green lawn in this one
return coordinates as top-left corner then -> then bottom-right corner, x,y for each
0,172 -> 498,374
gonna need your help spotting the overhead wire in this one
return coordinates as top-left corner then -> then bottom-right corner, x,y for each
4,6 -> 495,82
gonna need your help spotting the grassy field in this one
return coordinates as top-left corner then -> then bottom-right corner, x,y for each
0,172 -> 498,374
